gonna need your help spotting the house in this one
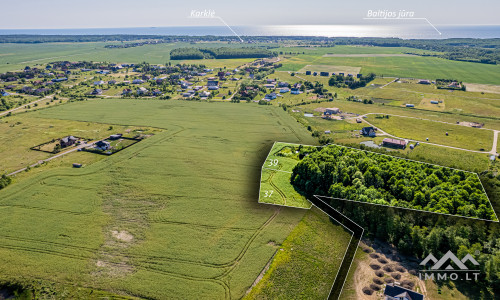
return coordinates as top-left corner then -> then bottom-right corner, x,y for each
93,80 -> 105,86
200,91 -> 210,98
91,88 -> 102,95
430,100 -> 439,104
418,79 -> 431,85
0,90 -> 9,97
96,140 -> 111,151
132,79 -> 144,84
382,138 -> 407,149
266,79 -> 275,84
60,136 -> 78,148
361,127 -> 376,137
280,88 -> 290,93
356,118 -> 362,123
52,77 -> 68,82
136,87 -> 148,95
383,283 -> 424,300
263,84 -> 275,89
108,80 -> 117,85
278,82 -> 289,88
291,88 -> 300,95
320,72 -> 329,77
207,80 -> 219,87
305,71 -> 311,75
324,108 -> 340,115
122,88 -> 132,95
265,93 -> 277,100
109,134 -> 122,140
34,88 -> 50,95
152,89 -> 162,96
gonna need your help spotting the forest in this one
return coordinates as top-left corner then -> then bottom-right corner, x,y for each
169,47 -> 277,60
289,145 -> 496,221
325,173 -> 500,297
328,73 -> 376,89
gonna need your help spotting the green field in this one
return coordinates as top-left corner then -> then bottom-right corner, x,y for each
0,42 -> 257,73
365,114 -> 494,151
244,206 -> 352,300
280,54 -> 500,85
0,99 -> 322,299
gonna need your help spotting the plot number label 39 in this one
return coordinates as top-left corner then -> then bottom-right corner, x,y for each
268,159 -> 278,167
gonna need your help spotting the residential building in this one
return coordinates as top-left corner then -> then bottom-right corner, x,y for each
60,136 -> 78,148
383,283 -> 424,300
361,127 -> 376,137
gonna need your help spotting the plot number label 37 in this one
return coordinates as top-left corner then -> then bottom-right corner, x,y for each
264,190 -> 274,198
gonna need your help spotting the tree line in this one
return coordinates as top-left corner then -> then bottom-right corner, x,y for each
170,47 -> 277,60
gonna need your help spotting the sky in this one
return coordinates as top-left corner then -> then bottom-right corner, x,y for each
1,0 -> 499,29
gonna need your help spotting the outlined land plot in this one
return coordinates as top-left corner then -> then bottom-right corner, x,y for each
259,142 -> 499,222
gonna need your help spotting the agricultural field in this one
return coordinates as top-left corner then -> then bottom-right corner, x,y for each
244,206 -> 352,300
280,53 -> 500,85
0,42 -> 260,73
0,99 -> 324,299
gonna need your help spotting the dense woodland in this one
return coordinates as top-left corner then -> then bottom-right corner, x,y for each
327,174 -> 500,296
170,47 -> 276,60
289,145 -> 496,220
285,144 -> 500,295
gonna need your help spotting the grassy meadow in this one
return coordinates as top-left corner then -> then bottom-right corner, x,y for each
244,206 -> 352,300
0,99 -> 325,299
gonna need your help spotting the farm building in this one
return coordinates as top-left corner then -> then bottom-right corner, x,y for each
383,283 -> 424,300
320,72 -> 329,76
291,88 -> 300,95
278,82 -> 289,87
418,79 -> 431,84
109,134 -> 123,140
361,127 -> 376,137
280,88 -> 290,93
405,104 -> 415,108
60,136 -> 78,148
132,79 -> 144,84
324,108 -> 340,115
382,138 -> 407,149
430,100 -> 439,104
305,71 -> 311,75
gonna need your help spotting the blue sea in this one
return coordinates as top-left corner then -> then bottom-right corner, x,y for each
0,25 -> 499,39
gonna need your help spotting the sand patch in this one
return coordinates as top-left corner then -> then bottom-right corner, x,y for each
464,83 -> 500,94
111,230 -> 134,242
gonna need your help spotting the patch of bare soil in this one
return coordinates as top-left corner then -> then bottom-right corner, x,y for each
111,230 -> 134,242
351,240 -> 427,300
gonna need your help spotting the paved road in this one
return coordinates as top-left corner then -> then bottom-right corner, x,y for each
8,141 -> 98,176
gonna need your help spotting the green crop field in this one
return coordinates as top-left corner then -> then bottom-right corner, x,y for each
0,42 -> 258,73
244,206 -> 352,300
280,54 -> 500,85
0,99 -> 329,299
